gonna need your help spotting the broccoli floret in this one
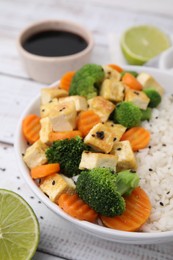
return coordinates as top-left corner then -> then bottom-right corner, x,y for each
69,64 -> 105,99
113,101 -> 142,128
116,170 -> 140,196
46,137 -> 90,177
76,168 -> 139,217
140,107 -> 152,121
143,88 -> 161,108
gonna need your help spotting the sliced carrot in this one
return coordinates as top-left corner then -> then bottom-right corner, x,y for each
31,163 -> 60,179
49,130 -> 82,142
77,110 -> 101,137
22,114 -> 41,144
122,72 -> 143,91
101,187 -> 151,232
108,64 -> 123,73
121,126 -> 150,151
58,193 -> 98,222
60,71 -> 75,92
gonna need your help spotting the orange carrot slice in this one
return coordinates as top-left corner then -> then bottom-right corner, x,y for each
31,163 -> 60,179
60,71 -> 75,92
122,73 -> 143,91
77,110 -> 101,137
108,64 -> 123,73
58,193 -> 98,222
49,130 -> 82,142
22,114 -> 41,144
101,187 -> 151,232
121,126 -> 150,151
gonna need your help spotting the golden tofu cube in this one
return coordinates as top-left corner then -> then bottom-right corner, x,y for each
88,96 -> 115,122
125,88 -> 150,110
58,95 -> 87,112
23,140 -> 48,169
40,98 -> 59,118
137,72 -> 164,96
100,79 -> 125,102
39,117 -> 52,144
105,121 -> 126,141
111,141 -> 137,172
49,101 -> 77,131
79,151 -> 118,171
40,173 -> 76,202
103,65 -> 121,80
84,123 -> 114,153
41,87 -> 68,105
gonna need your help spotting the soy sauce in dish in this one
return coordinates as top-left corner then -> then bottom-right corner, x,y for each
22,30 -> 88,57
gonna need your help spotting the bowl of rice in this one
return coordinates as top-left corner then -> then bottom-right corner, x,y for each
15,65 -> 173,244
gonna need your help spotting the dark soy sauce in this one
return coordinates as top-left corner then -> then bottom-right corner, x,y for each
22,30 -> 88,57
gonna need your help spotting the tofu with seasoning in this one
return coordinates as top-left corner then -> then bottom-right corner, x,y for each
124,88 -> 150,110
40,98 -> 59,118
41,87 -> 68,105
105,121 -> 126,142
137,72 -> 164,96
49,101 -> 77,131
39,117 -> 52,144
103,65 -> 121,81
79,151 -> 118,171
40,173 -> 76,203
88,96 -> 115,122
111,140 -> 137,172
58,95 -> 87,112
23,140 -> 48,169
84,123 -> 114,153
100,79 -> 125,102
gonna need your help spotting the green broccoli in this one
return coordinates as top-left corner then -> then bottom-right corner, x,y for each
143,88 -> 161,108
69,64 -> 105,99
113,101 -> 142,128
46,137 -> 90,177
140,107 -> 152,121
76,168 -> 139,217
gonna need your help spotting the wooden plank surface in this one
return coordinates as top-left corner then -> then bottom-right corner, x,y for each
1,0 -> 173,259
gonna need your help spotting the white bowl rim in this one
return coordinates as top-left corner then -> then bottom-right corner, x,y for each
14,65 -> 173,242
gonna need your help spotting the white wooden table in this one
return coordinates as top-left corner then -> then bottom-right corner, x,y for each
1,0 -> 173,259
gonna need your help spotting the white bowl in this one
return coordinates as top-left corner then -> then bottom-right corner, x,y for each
14,66 -> 173,244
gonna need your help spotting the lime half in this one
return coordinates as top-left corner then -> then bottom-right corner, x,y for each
0,189 -> 40,260
121,25 -> 171,65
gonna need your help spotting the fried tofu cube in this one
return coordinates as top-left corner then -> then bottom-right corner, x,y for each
39,117 -> 52,144
41,87 -> 68,105
58,95 -> 87,112
40,173 -> 76,202
23,140 -> 48,169
84,123 -> 114,153
40,98 -> 59,118
100,79 -> 125,102
137,72 -> 164,96
124,88 -> 150,110
105,121 -> 126,141
111,141 -> 137,172
49,101 -> 77,131
88,96 -> 115,122
103,65 -> 121,81
79,151 -> 118,171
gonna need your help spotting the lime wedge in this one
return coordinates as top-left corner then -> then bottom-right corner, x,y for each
0,189 -> 40,260
121,25 -> 171,65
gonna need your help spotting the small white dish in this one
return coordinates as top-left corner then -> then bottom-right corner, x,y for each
17,20 -> 94,84
14,66 -> 173,244
158,46 -> 173,73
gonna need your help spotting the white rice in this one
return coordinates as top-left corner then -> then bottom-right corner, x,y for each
136,94 -> 173,232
